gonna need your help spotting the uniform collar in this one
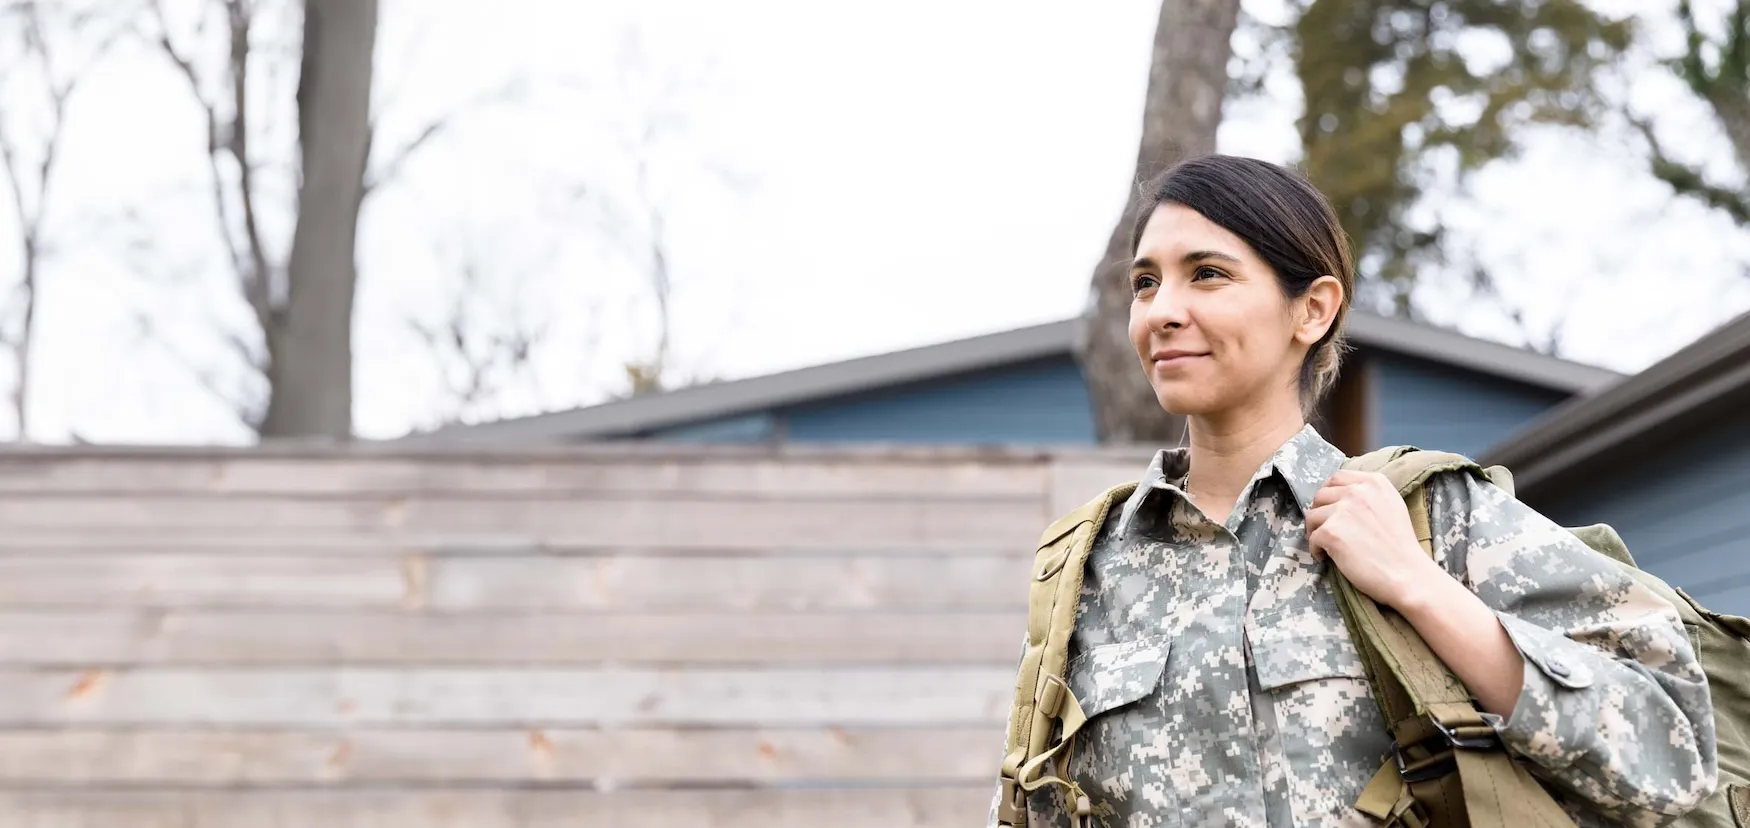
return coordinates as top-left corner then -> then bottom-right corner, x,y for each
1115,424 -> 1346,536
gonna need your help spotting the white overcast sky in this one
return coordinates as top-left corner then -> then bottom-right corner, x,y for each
4,0 -> 1749,444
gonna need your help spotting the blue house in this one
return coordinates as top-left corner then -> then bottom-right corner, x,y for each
405,309 -> 1750,614
408,311 -> 1618,460
1484,310 -> 1750,616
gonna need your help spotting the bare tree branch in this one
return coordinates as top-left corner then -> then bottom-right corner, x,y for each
0,131 -> 30,248
222,0 -> 278,315
115,209 -> 266,431
1631,113 -> 1750,226
0,0 -> 123,440
146,0 -> 278,344
411,235 -> 547,426
363,78 -> 525,195
364,117 -> 443,195
131,311 -> 264,428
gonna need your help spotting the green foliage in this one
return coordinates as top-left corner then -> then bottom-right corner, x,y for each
1646,0 -> 1750,226
1674,0 -> 1750,106
1293,1 -> 1631,315
1637,116 -> 1750,225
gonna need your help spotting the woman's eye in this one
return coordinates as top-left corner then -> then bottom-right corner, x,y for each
1131,275 -> 1159,294
1191,266 -> 1227,282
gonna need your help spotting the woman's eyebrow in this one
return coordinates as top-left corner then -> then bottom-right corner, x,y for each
1181,249 -> 1243,265
1133,250 -> 1244,272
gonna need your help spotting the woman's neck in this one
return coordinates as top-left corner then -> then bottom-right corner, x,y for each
1182,403 -> 1307,521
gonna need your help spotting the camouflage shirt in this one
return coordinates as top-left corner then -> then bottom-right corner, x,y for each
991,425 -> 1716,828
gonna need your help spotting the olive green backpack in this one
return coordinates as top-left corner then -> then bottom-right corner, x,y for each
995,446 -> 1750,828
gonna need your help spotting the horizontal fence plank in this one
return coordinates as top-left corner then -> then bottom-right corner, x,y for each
0,611 -> 1026,665
0,556 -> 408,609
418,555 -> 1029,612
0,537 -> 420,555
0,787 -> 992,827
1049,459 -> 1146,518
0,449 -> 1079,826
0,456 -> 1050,497
0,496 -> 1044,550
0,668 -> 1013,726
0,538 -> 1024,558
0,555 -> 1030,611
0,727 -> 1000,784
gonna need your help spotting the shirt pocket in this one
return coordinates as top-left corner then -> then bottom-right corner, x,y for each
1067,636 -> 1171,719
1250,628 -> 1391,819
1250,630 -> 1370,691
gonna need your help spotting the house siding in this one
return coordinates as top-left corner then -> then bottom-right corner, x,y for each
640,356 -> 1098,445
1529,414 -> 1750,616
782,355 -> 1098,444
645,412 -> 776,442
1371,353 -> 1572,458
641,350 -> 1591,450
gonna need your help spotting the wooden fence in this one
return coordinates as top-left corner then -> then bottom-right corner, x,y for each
0,442 -> 1147,827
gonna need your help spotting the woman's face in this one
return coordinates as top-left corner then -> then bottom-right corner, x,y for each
1127,202 -> 1320,418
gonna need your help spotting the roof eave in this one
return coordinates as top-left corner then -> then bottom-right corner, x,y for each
1344,313 -> 1618,394
394,311 -> 1622,446
1482,312 -> 1750,493
395,319 -> 1079,445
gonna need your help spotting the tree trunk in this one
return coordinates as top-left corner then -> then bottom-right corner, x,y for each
1078,0 -> 1238,444
260,0 -> 377,440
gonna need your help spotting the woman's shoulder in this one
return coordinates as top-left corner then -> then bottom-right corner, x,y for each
1414,459 -> 1574,575
1416,460 -> 1631,592
1417,459 -> 1540,526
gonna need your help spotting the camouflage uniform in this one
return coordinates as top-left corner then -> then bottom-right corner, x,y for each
990,425 -> 1716,828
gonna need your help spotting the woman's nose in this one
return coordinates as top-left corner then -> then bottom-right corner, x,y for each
1144,286 -> 1188,331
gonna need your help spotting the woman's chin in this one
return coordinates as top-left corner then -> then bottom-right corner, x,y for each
1152,389 -> 1216,418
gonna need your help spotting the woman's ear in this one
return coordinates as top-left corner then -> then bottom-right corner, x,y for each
1294,275 -> 1344,346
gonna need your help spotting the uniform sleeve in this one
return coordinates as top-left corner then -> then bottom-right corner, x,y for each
1426,471 -> 1718,826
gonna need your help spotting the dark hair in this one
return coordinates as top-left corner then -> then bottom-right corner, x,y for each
1130,154 -> 1355,410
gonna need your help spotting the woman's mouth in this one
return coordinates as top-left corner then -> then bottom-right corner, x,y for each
1152,350 -> 1209,368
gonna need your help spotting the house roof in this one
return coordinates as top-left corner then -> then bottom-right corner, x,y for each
1482,310 -> 1750,495
398,311 -> 1622,445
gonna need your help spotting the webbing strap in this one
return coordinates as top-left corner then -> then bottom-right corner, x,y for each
1328,490 -> 1476,728
1336,453 -> 1494,722
997,482 -> 1134,828
1453,749 -> 1575,828
1337,448 -> 1573,828
1356,760 -> 1433,828
1015,687 -> 1087,785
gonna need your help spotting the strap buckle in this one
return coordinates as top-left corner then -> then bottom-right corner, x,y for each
995,776 -> 1027,826
1430,715 -> 1502,751
1037,673 -> 1070,719
996,765 -> 1093,828
1390,717 -> 1502,783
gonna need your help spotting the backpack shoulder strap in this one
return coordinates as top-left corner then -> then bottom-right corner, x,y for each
1348,445 -> 1516,496
1337,449 -> 1573,828
995,481 -> 1135,828
1336,447 -> 1480,724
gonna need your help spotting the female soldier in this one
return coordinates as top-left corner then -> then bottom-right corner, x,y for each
990,155 -> 1716,827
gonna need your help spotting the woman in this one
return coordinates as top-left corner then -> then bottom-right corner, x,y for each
989,155 -> 1716,828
